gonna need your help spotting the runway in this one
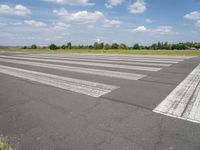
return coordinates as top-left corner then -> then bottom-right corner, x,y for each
0,52 -> 200,150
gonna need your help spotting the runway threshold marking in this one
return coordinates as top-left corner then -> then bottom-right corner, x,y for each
153,64 -> 200,124
26,53 -> 194,58
0,55 -> 162,71
0,58 -> 146,80
0,65 -> 119,97
21,55 -> 172,67
27,53 -> 192,60
23,54 -> 181,64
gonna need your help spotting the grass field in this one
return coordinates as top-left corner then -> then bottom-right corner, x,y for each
1,48 -> 200,56
0,136 -> 12,150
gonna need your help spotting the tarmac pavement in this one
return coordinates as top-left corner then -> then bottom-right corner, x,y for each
0,52 -> 200,150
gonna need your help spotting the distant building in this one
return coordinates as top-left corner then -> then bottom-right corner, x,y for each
190,47 -> 197,50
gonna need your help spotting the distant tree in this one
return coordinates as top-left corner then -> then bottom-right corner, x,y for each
157,42 -> 162,49
49,44 -> 58,50
99,43 -> 104,49
140,45 -> 145,49
28,41 -> 200,51
94,42 -> 104,49
61,45 -> 66,49
119,43 -> 127,49
194,43 -> 200,49
163,42 -> 170,50
78,45 -> 83,49
72,45 -> 78,49
31,44 -> 37,49
133,43 -> 140,49
171,44 -> 177,50
177,43 -> 188,50
42,46 -> 47,49
111,43 -> 119,49
88,45 -> 93,49
151,43 -> 158,50
104,43 -> 111,50
67,42 -> 72,49
93,42 -> 98,49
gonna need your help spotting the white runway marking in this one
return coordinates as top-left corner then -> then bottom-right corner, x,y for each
28,53 -> 194,59
0,58 -> 146,80
0,65 -> 119,97
25,54 -> 181,64
0,56 -> 162,71
20,55 -> 172,67
153,64 -> 200,124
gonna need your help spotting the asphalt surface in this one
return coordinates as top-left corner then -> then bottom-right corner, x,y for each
0,51 -> 200,150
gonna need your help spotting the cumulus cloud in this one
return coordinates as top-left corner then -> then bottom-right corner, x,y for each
132,26 -> 149,32
54,22 -> 71,29
184,11 -> 200,28
103,19 -> 121,28
53,8 -> 121,28
184,11 -> 200,20
105,0 -> 123,8
53,8 -> 104,24
153,26 -> 173,34
196,20 -> 200,27
128,0 -> 146,14
43,0 -> 94,6
132,25 -> 175,34
0,4 -> 31,16
24,20 -> 47,27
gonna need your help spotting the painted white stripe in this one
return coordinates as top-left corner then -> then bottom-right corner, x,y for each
0,56 -> 162,71
182,83 -> 200,121
0,58 -> 146,80
25,54 -> 181,64
0,65 -> 119,97
153,64 -> 200,124
21,55 -> 172,67
80,58 -> 181,63
27,53 -> 184,61
77,56 -> 184,62
28,53 -> 193,59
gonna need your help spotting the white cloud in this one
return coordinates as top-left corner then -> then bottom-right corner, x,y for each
132,26 -> 149,32
0,4 -> 31,16
54,22 -> 71,29
184,11 -> 200,20
131,25 -> 176,34
103,19 -> 121,28
105,0 -> 123,8
24,20 -> 47,27
128,0 -> 146,14
145,18 -> 152,23
153,26 -> 173,34
196,20 -> 200,27
184,11 -> 200,28
43,0 -> 94,6
53,8 -> 104,24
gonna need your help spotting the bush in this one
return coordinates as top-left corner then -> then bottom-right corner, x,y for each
31,44 -> 37,49
49,44 -> 58,50
0,136 -> 12,150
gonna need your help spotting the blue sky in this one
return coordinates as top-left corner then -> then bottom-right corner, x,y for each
0,0 -> 200,46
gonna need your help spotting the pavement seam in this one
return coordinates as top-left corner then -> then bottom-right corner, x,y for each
100,97 -> 152,111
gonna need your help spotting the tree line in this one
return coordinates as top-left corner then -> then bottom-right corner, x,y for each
24,42 -> 200,50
